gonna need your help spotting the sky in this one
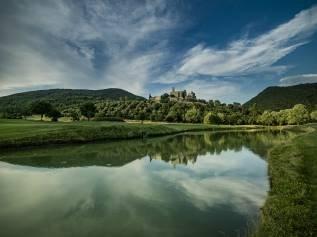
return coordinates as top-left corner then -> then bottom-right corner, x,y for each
0,0 -> 317,103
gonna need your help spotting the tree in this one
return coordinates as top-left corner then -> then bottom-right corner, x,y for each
258,111 -> 275,125
217,112 -> 226,124
276,110 -> 289,125
185,108 -> 201,123
248,103 -> 260,125
310,111 -> 317,122
165,110 -> 178,122
160,93 -> 169,103
30,101 -> 53,120
21,106 -> 32,120
203,112 -> 220,124
80,102 -> 97,121
47,108 -> 62,122
226,112 -> 243,125
138,111 -> 146,124
287,104 -> 310,125
70,110 -> 80,121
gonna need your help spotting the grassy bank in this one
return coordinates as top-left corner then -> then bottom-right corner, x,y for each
0,119 -> 268,148
257,124 -> 317,237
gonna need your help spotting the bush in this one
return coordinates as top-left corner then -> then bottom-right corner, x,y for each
204,112 -> 220,124
310,111 -> 317,122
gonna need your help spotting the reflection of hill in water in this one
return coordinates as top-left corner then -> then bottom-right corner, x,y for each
0,131 -> 296,168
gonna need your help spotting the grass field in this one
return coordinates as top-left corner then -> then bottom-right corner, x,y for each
0,119 -> 268,148
257,124 -> 317,237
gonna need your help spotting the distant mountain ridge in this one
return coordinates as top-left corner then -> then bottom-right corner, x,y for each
244,83 -> 317,111
0,88 -> 145,110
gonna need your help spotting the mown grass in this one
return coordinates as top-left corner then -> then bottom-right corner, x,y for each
257,124 -> 317,237
0,119 -> 268,148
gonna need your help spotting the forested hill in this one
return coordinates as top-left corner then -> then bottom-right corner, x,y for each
0,88 -> 145,109
244,83 -> 317,111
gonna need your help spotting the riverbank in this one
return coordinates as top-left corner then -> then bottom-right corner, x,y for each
257,124 -> 317,237
0,119 -> 271,148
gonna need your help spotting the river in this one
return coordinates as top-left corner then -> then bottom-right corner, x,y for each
0,131 -> 295,237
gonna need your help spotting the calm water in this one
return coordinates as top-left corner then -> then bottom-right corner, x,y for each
0,131 -> 294,237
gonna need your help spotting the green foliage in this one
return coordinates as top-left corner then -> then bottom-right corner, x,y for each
160,93 -> 169,103
138,111 -> 146,124
255,104 -> 311,126
80,102 -> 97,121
0,105 -> 30,119
276,110 -> 289,125
46,108 -> 62,122
30,101 -> 53,120
244,83 -> 317,111
184,107 -> 202,123
1,86 -> 316,126
310,111 -> 317,122
203,112 -> 220,124
70,110 -> 80,121
258,111 -> 275,126
0,88 -> 145,113
165,110 -> 178,122
287,104 -> 310,125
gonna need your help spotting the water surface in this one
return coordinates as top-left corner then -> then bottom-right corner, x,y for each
0,131 -> 294,237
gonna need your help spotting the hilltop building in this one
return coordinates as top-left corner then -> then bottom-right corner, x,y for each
149,87 -> 196,102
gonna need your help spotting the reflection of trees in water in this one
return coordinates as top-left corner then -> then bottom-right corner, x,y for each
0,131 -> 296,168
147,131 -> 296,165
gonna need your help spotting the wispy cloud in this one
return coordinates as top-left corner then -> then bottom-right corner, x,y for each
1,1 -> 316,100
0,0 -> 178,96
279,74 -> 317,86
159,5 -> 317,84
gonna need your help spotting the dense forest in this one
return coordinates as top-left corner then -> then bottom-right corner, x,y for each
1,97 -> 316,126
0,88 -> 145,110
244,83 -> 317,111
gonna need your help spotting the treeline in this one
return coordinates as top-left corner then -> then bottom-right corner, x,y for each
94,100 -> 317,125
1,99 -> 317,125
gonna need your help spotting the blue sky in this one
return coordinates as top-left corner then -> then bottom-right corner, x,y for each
0,0 -> 317,103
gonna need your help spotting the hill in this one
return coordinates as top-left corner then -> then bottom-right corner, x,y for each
244,83 -> 317,111
0,88 -> 145,111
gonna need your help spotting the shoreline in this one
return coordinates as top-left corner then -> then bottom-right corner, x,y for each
256,124 -> 317,236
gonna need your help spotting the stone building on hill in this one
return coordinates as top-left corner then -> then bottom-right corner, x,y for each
149,87 -> 196,102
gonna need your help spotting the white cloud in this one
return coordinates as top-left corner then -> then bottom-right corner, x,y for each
1,1 -> 317,99
159,5 -> 317,84
279,74 -> 317,86
100,51 -> 166,94
0,0 -> 178,96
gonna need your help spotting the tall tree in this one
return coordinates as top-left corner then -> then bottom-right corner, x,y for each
80,102 -> 97,121
30,101 -> 53,120
47,108 -> 62,122
287,104 -> 310,125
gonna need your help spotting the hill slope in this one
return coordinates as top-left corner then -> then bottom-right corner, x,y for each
0,88 -> 145,110
244,83 -> 317,111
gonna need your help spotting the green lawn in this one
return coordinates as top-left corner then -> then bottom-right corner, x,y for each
0,119 -> 266,148
257,124 -> 317,237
